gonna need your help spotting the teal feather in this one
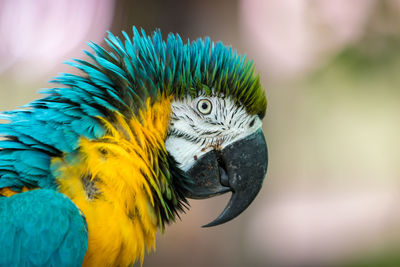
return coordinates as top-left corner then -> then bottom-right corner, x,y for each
0,141 -> 28,150
0,190 -> 88,266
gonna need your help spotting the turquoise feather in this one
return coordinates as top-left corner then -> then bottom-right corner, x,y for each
0,190 -> 87,266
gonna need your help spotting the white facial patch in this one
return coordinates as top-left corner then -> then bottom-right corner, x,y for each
165,96 -> 262,171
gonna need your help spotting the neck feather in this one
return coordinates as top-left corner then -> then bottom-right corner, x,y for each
52,96 -> 177,266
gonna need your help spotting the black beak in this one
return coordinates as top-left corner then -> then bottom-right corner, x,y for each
184,129 -> 268,227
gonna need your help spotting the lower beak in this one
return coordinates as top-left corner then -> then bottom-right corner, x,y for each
184,128 -> 268,227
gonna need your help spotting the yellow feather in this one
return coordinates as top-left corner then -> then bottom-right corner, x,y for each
53,95 -> 172,267
0,186 -> 32,196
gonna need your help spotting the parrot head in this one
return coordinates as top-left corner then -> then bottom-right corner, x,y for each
113,28 -> 268,228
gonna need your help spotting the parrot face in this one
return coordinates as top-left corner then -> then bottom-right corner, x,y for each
166,95 -> 268,226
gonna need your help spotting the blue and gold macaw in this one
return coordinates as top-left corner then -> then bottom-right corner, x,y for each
0,27 -> 268,266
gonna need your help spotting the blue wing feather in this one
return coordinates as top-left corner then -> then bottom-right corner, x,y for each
0,189 -> 88,267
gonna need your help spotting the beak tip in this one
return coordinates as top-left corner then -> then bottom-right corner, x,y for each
201,220 -> 224,228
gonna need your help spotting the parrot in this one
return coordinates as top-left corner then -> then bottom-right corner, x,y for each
0,27 -> 268,267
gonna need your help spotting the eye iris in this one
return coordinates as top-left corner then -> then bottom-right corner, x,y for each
197,99 -> 212,114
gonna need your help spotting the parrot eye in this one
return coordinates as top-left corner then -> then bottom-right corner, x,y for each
196,99 -> 212,115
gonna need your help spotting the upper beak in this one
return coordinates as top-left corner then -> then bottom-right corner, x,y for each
184,128 -> 268,227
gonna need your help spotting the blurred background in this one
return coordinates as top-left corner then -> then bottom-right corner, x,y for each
1,0 -> 400,266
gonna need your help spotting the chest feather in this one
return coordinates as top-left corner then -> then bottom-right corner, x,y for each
53,97 -> 172,267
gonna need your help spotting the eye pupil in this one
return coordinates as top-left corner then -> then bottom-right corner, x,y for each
201,102 -> 208,110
